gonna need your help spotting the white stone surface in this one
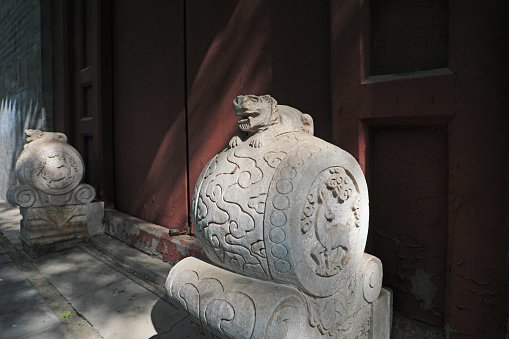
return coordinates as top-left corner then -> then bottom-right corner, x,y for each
167,256 -> 316,339
167,95 -> 392,338
6,130 -> 99,256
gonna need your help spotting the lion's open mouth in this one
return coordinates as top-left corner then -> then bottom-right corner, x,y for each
238,117 -> 251,130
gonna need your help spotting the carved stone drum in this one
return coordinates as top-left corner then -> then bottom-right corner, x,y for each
7,130 -> 96,257
16,145 -> 83,195
192,131 -> 369,298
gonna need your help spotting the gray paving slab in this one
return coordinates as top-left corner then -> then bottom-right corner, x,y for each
0,239 -> 102,338
0,202 -> 21,223
34,247 -> 126,301
1,199 -> 201,339
0,252 -> 12,264
0,266 -> 32,294
0,303 -> 61,339
0,222 -> 22,249
0,261 -> 23,278
70,277 -> 189,339
0,286 -> 44,316
150,301 -> 202,339
20,323 -> 75,339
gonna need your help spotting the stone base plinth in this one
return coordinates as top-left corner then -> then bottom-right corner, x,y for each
19,204 -> 90,257
166,257 -> 392,339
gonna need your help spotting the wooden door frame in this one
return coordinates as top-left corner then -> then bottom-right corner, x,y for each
52,0 -> 114,207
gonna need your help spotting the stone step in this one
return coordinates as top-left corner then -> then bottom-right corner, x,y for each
89,234 -> 172,287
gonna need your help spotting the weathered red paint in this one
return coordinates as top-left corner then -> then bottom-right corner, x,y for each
373,127 -> 448,326
179,239 -> 203,253
155,234 -> 203,264
105,210 -> 205,265
128,229 -> 159,249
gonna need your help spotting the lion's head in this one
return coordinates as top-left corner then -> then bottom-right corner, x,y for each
233,95 -> 278,133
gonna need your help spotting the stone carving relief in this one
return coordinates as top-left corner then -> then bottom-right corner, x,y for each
301,167 -> 361,278
7,130 -> 95,257
168,95 -> 392,338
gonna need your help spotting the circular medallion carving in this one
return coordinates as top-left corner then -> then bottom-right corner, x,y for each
263,143 -> 369,297
16,140 -> 84,195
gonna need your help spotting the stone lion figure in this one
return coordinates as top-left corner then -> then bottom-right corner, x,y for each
229,94 -> 314,148
24,129 -> 68,149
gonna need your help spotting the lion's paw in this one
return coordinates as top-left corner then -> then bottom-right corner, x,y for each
249,137 -> 263,148
229,135 -> 242,148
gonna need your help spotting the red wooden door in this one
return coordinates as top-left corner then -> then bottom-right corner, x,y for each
331,0 -> 508,336
111,0 -> 188,230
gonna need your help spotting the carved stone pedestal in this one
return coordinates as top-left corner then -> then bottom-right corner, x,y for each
7,130 -> 96,257
166,95 -> 393,338
167,256 -> 392,339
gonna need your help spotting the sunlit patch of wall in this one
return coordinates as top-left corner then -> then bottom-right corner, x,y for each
0,0 -> 53,199
0,98 -> 47,199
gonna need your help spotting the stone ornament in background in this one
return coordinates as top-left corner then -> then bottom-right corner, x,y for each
166,95 -> 392,338
7,129 -> 96,257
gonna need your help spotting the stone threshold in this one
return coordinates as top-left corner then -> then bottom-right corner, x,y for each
104,209 -> 205,265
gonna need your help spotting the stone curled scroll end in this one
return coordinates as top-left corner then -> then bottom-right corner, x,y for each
360,254 -> 383,303
72,184 -> 96,204
6,185 -> 38,207
166,261 -> 256,339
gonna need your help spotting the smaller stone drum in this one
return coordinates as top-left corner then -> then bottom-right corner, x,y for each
15,132 -> 84,196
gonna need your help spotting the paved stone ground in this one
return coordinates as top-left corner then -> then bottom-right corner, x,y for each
0,200 -> 202,339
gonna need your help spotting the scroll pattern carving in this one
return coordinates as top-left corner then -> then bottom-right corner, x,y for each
266,297 -> 306,339
195,145 -> 270,277
194,132 -> 305,279
305,276 -> 356,335
168,269 -> 256,339
6,186 -> 38,208
325,303 -> 372,338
